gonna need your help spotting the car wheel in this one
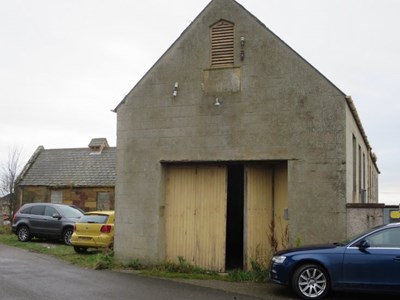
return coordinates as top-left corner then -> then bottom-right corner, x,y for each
63,228 -> 73,245
292,264 -> 330,300
17,225 -> 32,242
73,246 -> 88,254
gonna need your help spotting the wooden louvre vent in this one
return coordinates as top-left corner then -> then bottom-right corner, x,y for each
211,20 -> 234,67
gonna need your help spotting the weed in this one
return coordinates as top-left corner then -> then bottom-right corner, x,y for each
225,260 -> 268,283
152,256 -> 206,274
295,236 -> 302,247
250,259 -> 269,282
0,225 -> 11,235
269,219 -> 278,254
94,249 -> 115,270
227,269 -> 255,281
126,258 -> 143,270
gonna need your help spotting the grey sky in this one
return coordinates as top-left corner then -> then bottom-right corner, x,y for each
1,0 -> 399,204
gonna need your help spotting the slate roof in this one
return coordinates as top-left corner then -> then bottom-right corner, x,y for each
18,147 -> 116,187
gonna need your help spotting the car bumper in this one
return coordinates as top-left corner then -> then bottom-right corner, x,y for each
71,234 -> 113,248
269,262 -> 291,286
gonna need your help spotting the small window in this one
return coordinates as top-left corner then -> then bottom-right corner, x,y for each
51,191 -> 63,204
97,192 -> 111,210
210,20 -> 234,67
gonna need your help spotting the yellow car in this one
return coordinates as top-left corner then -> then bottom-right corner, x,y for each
71,211 -> 114,253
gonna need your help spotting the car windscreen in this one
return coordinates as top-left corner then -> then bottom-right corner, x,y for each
79,214 -> 109,224
56,205 -> 84,218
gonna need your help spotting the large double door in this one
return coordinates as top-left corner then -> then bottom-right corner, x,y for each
165,163 -> 288,271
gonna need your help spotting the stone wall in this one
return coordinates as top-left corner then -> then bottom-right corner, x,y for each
18,186 -> 114,211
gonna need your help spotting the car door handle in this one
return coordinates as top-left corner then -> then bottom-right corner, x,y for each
394,257 -> 400,262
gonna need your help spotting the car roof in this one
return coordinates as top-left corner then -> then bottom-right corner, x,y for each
22,202 -> 71,207
84,210 -> 114,216
383,222 -> 400,228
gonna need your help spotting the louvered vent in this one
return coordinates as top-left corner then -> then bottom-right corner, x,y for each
211,20 -> 234,67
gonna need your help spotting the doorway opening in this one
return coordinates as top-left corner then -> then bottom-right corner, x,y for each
225,164 -> 244,269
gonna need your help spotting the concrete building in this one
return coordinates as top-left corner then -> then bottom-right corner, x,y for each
114,0 -> 379,271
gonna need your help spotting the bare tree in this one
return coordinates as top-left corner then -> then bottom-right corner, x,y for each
0,146 -> 24,223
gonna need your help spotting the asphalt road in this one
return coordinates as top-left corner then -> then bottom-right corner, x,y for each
0,243 -> 265,300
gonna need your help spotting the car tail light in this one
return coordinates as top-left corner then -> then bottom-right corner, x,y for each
73,224 -> 77,232
12,209 -> 20,224
100,225 -> 112,233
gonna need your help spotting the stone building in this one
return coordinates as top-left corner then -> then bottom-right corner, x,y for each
16,138 -> 116,212
113,0 -> 379,271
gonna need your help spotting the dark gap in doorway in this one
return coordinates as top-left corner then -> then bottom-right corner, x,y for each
225,164 -> 244,270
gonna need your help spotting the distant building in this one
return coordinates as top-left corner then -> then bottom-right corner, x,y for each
1,194 -> 12,224
113,0 -> 379,271
16,138 -> 116,211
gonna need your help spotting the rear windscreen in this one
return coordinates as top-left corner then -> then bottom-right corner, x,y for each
79,215 -> 108,224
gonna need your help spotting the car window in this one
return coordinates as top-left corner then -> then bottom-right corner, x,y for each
20,206 -> 31,214
366,228 -> 400,247
79,215 -> 109,224
56,205 -> 83,218
346,224 -> 387,245
30,205 -> 45,215
44,206 -> 57,217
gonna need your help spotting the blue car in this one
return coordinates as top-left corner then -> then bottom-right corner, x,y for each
270,222 -> 400,299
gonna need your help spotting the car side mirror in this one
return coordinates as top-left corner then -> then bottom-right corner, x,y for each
52,213 -> 62,219
358,239 -> 370,249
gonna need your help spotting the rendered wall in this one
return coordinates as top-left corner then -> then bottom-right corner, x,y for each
345,104 -> 379,204
115,0 -> 349,263
346,204 -> 384,238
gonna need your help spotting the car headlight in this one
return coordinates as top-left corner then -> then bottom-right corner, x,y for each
272,255 -> 286,264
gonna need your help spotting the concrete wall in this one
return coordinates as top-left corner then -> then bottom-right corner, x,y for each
346,203 -> 384,238
345,103 -> 379,204
115,0 -> 356,263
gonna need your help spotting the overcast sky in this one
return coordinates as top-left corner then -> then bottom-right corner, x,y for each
1,0 -> 399,205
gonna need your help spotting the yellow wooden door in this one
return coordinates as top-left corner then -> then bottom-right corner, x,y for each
245,164 -> 288,269
245,165 -> 273,269
165,165 -> 227,271
273,163 -> 289,250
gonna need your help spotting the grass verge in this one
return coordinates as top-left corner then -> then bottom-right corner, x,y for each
0,225 -> 268,282
0,225 -> 116,269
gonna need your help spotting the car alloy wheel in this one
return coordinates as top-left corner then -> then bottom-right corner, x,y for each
63,228 -> 73,245
17,225 -> 31,242
292,264 -> 329,300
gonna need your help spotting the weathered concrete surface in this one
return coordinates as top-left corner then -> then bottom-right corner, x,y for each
114,0 -> 377,265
